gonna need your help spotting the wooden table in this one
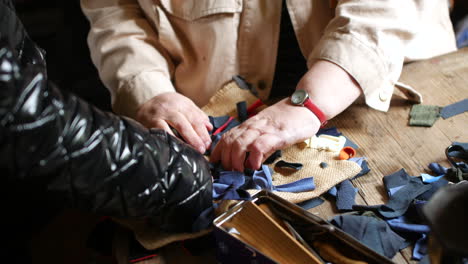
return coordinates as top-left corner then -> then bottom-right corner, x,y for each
310,48 -> 468,263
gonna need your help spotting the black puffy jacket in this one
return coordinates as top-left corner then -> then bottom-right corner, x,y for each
0,0 -> 212,235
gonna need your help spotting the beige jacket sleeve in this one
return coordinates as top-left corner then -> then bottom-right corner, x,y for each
310,0 -> 455,111
81,0 -> 175,118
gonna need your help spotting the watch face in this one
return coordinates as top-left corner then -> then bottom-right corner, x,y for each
291,90 -> 308,105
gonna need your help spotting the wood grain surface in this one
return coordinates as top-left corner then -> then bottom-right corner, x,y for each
309,48 -> 468,263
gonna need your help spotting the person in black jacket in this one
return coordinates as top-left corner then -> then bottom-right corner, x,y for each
0,0 -> 212,262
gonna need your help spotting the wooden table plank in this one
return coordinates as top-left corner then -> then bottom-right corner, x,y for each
309,48 -> 468,264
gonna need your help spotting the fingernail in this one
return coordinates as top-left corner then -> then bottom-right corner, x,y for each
198,146 -> 206,154
205,141 -> 211,148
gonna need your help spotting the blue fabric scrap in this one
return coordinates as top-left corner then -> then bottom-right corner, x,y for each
440,98 -> 468,119
420,173 -> 444,183
296,197 -> 325,210
428,162 -> 448,175
316,127 -> 341,137
379,169 -> 432,218
331,214 -> 406,259
335,180 -> 358,212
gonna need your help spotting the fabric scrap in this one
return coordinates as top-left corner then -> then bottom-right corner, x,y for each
236,101 -> 248,122
253,165 -> 315,193
420,173 -> 444,183
263,150 -> 282,164
274,160 -> 303,171
440,98 -> 468,119
379,169 -> 432,218
335,180 -> 358,212
316,127 -> 341,137
331,214 -> 406,259
296,197 -> 325,210
409,104 -> 441,127
428,162 -> 447,175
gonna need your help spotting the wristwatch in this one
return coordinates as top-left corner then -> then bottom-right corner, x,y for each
290,89 -> 327,127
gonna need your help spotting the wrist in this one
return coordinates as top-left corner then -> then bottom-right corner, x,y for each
296,60 -> 362,120
290,89 -> 328,127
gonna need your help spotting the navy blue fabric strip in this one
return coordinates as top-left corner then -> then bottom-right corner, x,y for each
440,98 -> 468,119
335,180 -> 357,212
296,197 -> 324,210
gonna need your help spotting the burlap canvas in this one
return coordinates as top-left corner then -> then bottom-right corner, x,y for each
204,81 -> 362,203
119,81 -> 362,251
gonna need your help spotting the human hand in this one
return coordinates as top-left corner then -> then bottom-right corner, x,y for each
135,92 -> 213,153
210,99 -> 321,171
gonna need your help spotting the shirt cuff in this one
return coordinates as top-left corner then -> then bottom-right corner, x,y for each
309,32 -> 397,112
112,71 -> 175,118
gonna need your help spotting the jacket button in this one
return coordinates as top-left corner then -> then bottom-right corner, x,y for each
379,91 -> 389,102
258,80 -> 267,90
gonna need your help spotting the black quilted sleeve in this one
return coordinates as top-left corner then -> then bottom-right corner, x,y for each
0,43 -> 212,233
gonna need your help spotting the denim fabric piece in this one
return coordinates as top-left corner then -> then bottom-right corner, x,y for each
387,216 -> 430,234
207,116 -> 241,154
352,204 -> 382,213
331,214 -> 406,258
420,173 -> 444,183
383,169 -> 411,192
236,101 -> 248,122
428,163 -> 448,175
274,160 -> 303,171
253,165 -> 315,193
416,178 -> 449,201
274,178 -> 315,193
209,116 -> 230,130
349,157 -> 365,167
413,234 -> 428,260
386,204 -> 430,260
440,98 -> 468,119
335,180 -> 358,212
316,127 -> 341,137
264,150 -> 282,164
350,157 -> 370,179
328,186 -> 337,197
379,169 -> 432,218
252,165 -> 274,190
389,186 -> 405,196
296,197 -> 324,210
409,104 -> 441,127
213,171 -> 251,200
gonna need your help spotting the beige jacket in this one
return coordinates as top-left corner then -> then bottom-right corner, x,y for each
81,0 -> 456,118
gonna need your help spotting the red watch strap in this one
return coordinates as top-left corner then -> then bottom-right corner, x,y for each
303,98 -> 327,127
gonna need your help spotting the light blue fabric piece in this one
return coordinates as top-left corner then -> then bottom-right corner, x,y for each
328,186 -> 338,197
420,173 -> 444,183
387,217 -> 430,234
274,177 -> 315,192
253,164 -> 315,193
389,185 -> 404,196
349,157 -> 365,166
413,234 -> 428,260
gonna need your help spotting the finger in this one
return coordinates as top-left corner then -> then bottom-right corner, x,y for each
230,128 -> 261,172
193,121 -> 212,150
151,119 -> 175,137
247,134 -> 285,170
167,113 -> 206,153
205,120 -> 213,131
